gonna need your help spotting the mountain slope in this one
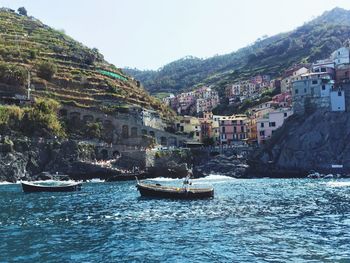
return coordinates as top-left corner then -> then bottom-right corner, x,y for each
0,8 -> 174,119
125,7 -> 350,95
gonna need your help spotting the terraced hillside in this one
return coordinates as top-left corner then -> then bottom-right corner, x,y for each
0,8 -> 174,119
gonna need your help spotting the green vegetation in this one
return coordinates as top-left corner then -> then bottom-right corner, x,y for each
36,61 -> 57,81
0,62 -> 27,86
0,98 -> 65,137
85,122 -> 102,139
124,8 -> 350,95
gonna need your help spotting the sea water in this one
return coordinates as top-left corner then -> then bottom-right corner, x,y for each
0,176 -> 350,262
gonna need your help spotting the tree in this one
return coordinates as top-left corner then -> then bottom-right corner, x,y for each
17,7 -> 27,16
36,61 -> 57,81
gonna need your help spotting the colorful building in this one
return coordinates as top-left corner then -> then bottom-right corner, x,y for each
281,65 -> 309,92
175,115 -> 201,142
257,108 -> 293,144
219,115 -> 248,144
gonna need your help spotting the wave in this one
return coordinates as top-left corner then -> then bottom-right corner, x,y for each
149,174 -> 235,182
0,181 -> 17,185
195,174 -> 235,181
148,177 -> 181,182
86,179 -> 105,183
326,181 -> 350,187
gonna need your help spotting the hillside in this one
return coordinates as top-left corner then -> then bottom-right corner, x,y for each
125,7 -> 350,95
0,8 -> 174,119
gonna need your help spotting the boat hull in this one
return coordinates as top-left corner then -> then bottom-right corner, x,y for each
21,182 -> 82,193
136,183 -> 214,199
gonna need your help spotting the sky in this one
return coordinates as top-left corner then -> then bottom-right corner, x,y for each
1,0 -> 350,70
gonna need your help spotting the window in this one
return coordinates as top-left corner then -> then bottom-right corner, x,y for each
240,120 -> 243,125
284,112 -> 287,117
196,132 -> 199,136
338,91 -> 342,96
241,126 -> 244,132
295,89 -> 299,94
321,67 -> 326,72
269,122 -> 276,127
304,88 -> 307,93
259,131 -> 265,136
322,85 -> 326,91
234,127 -> 237,133
312,80 -> 318,85
222,127 -> 225,133
260,123 -> 264,128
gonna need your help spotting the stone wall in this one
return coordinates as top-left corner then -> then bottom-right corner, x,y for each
61,105 -> 186,147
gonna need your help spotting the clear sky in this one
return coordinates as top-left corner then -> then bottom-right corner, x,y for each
1,0 -> 350,70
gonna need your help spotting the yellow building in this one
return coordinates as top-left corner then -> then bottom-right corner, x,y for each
175,116 -> 201,142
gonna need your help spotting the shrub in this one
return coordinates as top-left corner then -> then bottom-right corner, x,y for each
22,98 -> 66,137
85,122 -> 102,139
0,62 -> 27,86
36,61 -> 57,81
29,50 -> 36,60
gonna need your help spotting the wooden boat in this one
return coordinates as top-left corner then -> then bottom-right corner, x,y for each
21,181 -> 82,193
136,180 -> 214,199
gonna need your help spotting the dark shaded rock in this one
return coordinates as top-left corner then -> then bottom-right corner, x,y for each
247,110 -> 350,177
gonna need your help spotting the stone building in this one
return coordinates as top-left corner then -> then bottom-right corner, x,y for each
292,73 -> 335,114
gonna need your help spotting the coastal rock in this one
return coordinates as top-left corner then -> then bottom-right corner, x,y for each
247,110 -> 350,177
193,153 -> 250,178
0,138 -> 98,182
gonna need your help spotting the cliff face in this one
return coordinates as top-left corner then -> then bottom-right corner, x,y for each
0,138 -> 97,182
248,110 -> 350,177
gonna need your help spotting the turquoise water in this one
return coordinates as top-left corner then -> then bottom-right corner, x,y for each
1,176 -> 350,262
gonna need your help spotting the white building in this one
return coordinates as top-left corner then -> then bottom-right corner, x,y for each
256,108 -> 293,144
331,47 -> 350,66
331,90 -> 345,111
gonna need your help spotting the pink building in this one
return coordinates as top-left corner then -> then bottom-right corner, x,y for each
219,115 -> 248,144
177,92 -> 196,114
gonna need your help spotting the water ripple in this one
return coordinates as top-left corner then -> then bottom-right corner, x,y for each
1,178 -> 350,262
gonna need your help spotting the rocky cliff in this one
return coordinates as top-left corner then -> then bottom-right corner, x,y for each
247,110 -> 350,177
0,137 -> 100,182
